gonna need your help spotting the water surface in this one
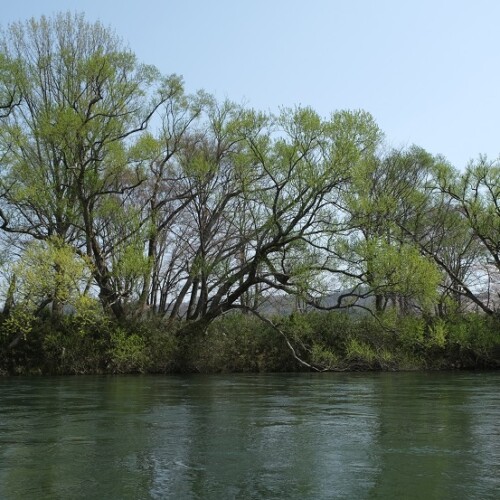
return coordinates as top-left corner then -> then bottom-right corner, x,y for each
0,372 -> 498,499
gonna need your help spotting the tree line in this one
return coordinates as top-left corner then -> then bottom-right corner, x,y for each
0,13 -> 499,343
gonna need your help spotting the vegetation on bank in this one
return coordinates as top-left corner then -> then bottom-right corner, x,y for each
0,13 -> 499,374
1,310 -> 498,375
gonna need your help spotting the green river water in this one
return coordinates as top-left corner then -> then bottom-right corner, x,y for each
0,372 -> 498,499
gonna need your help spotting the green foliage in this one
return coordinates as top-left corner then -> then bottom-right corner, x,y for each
358,240 -> 441,310
0,310 -> 498,375
426,318 -> 448,349
310,344 -> 340,370
386,312 -> 426,349
108,329 -> 148,373
445,315 -> 500,366
0,12 -> 499,375
41,328 -> 106,375
0,306 -> 34,340
67,296 -> 109,337
345,338 -> 376,366
141,322 -> 179,373
11,237 -> 91,312
187,314 -> 297,373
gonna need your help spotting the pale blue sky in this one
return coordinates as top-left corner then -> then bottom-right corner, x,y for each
2,0 -> 500,168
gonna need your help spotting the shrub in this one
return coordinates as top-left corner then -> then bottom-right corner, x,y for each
426,318 -> 448,349
310,343 -> 341,370
345,338 -> 377,367
108,328 -> 148,373
42,327 -> 107,374
189,313 -> 296,373
0,306 -> 34,342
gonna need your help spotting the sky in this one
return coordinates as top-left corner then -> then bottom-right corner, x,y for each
2,0 -> 500,169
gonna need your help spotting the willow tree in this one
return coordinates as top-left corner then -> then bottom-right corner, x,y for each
0,13 -> 168,318
130,84 -> 205,314
160,106 -> 384,336
425,159 -> 500,314
333,146 -> 441,313
0,53 -> 20,117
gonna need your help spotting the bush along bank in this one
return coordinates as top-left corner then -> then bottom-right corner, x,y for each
0,310 -> 499,375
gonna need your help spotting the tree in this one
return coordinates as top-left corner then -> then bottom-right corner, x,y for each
0,13 -> 169,318
334,146 -> 441,313
0,53 -> 21,117
11,236 -> 91,315
164,98 -> 264,322
428,158 -> 500,314
130,83 -> 205,314
162,106 -> 384,334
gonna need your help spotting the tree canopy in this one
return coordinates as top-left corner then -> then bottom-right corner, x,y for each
1,12 -> 499,339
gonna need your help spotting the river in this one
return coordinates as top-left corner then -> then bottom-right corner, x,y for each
0,372 -> 498,499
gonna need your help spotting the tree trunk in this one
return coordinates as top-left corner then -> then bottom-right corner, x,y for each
3,274 -> 16,316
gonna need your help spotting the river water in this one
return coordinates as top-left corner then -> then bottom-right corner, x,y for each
0,372 -> 498,499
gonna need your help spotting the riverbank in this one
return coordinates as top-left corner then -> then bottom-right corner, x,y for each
1,311 -> 499,375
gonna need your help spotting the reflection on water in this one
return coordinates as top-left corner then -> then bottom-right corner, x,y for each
0,372 -> 498,499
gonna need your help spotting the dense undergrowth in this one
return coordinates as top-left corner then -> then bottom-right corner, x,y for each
0,310 -> 498,375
